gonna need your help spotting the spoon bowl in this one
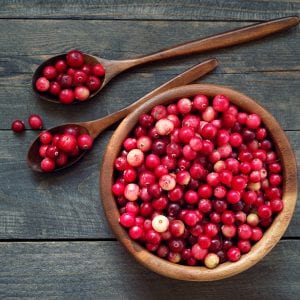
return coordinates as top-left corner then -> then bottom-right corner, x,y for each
32,17 -> 299,103
27,124 -> 89,172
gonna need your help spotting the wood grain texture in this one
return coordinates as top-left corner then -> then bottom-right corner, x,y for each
0,240 -> 299,298
0,0 -> 299,20
0,19 -> 298,67
0,130 -> 299,239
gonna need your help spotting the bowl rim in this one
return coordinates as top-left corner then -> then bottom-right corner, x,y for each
100,83 -> 297,281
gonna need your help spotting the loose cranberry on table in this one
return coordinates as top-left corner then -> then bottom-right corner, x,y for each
37,125 -> 93,172
11,120 -> 25,133
112,93 -> 283,269
35,50 -> 105,104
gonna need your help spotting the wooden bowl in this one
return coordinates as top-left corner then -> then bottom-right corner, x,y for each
100,84 -> 297,281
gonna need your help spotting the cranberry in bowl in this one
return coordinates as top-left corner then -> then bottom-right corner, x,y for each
100,84 -> 297,281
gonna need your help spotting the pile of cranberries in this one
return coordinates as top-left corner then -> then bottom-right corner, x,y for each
112,94 -> 283,269
35,50 -> 105,104
37,126 -> 93,172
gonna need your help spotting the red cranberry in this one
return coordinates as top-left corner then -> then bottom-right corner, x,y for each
73,70 -> 88,86
28,114 -> 43,130
57,134 -> 77,153
11,120 -> 25,133
193,94 -> 208,111
227,247 -> 241,262
55,152 -> 68,167
139,114 -> 154,128
86,75 -> 102,91
43,66 -> 57,80
213,94 -> 229,112
45,145 -> 59,159
77,134 -> 93,150
59,89 -> 75,104
55,60 -> 67,72
40,157 -> 55,172
66,50 -> 84,68
92,63 -> 105,77
36,77 -> 50,92
81,64 -> 92,75
49,81 -> 61,95
151,105 -> 167,120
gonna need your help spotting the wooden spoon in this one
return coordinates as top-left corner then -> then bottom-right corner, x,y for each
28,58 -> 218,172
32,16 -> 299,103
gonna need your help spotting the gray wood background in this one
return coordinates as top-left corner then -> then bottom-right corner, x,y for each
0,1 -> 299,298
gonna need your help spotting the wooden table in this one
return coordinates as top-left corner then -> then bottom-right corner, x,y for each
0,1 -> 299,298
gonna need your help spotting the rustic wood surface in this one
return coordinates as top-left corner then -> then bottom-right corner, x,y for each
0,0 -> 299,298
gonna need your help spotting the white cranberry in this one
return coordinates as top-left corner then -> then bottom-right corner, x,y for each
127,149 -> 144,167
152,215 -> 169,233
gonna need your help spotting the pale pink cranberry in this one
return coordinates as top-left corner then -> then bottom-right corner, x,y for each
74,86 -> 90,101
177,98 -> 192,114
159,174 -> 176,191
127,149 -> 144,167
204,253 -> 220,269
152,215 -> 169,232
124,183 -> 140,201
155,118 -> 174,136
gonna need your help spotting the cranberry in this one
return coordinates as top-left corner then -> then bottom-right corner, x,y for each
59,89 -> 75,104
81,64 -> 92,75
129,226 -> 143,239
57,134 -> 77,153
55,60 -> 67,72
193,94 -> 208,111
124,183 -> 140,201
66,50 -> 84,68
73,70 -> 88,86
151,105 -> 167,120
43,66 -> 57,80
139,114 -> 154,128
11,120 -> 25,133
92,63 -> 105,77
238,240 -> 251,253
212,94 -> 229,112
258,205 -> 272,219
192,244 -> 208,260
40,157 -> 55,172
177,98 -> 192,114
28,114 -> 43,130
86,76 -> 102,91
237,224 -> 252,240
77,134 -> 93,150
49,81 -> 61,95
35,77 -> 50,92
55,152 -> 68,167
227,247 -> 241,262
119,213 -> 135,228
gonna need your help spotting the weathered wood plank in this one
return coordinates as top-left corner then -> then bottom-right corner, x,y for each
0,240 -> 299,299
0,130 -> 298,239
0,19 -> 298,68
0,0 -> 299,20
0,71 -> 299,130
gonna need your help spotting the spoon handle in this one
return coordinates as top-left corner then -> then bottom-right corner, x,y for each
122,16 -> 299,68
81,58 -> 218,139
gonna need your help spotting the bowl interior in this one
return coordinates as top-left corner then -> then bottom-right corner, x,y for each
100,84 -> 297,281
